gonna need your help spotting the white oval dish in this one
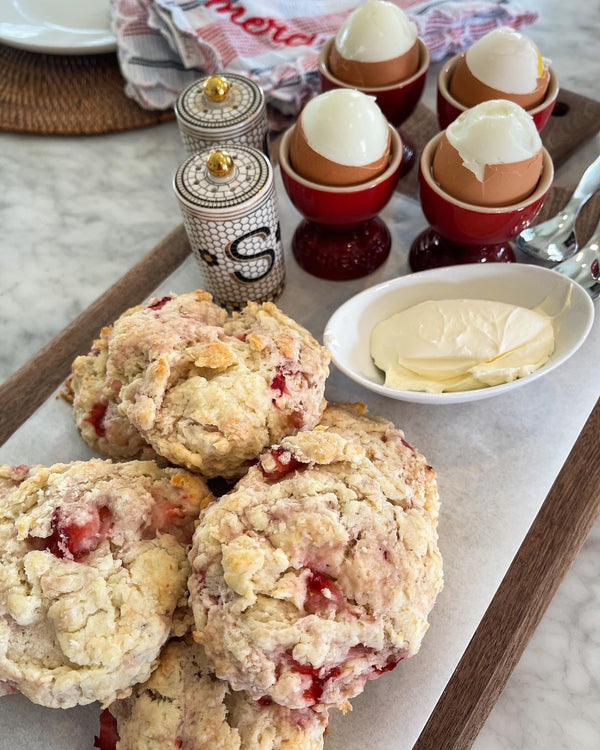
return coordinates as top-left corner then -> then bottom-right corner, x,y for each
0,0 -> 116,55
323,263 -> 595,404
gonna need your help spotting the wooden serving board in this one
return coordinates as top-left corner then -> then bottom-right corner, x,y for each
1,102 -> 599,749
0,208 -> 598,750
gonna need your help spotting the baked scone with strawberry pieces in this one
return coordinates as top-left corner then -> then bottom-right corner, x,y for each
0,459 -> 213,708
95,636 -> 328,749
188,402 -> 443,711
70,291 -> 330,479
69,324 -> 160,462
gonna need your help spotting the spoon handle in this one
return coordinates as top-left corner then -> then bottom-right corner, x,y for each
555,217 -> 600,298
569,153 -> 600,206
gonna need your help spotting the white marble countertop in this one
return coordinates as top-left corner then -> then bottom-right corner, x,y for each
0,0 -> 598,748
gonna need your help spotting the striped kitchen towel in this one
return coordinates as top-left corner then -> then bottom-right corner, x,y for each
111,0 -> 539,128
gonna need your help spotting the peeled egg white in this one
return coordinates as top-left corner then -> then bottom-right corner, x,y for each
329,0 -> 419,87
290,89 -> 391,186
432,100 -> 544,206
450,27 -> 550,109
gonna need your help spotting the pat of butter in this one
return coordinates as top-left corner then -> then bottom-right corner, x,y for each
370,298 -> 555,393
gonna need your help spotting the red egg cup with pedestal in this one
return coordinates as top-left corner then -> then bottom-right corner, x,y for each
318,37 -> 430,176
279,124 -> 403,280
409,132 -> 554,271
437,54 -> 559,132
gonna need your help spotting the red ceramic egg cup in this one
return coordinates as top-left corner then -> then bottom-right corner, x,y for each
318,37 -> 430,176
279,124 -> 403,280
437,54 -> 559,132
409,132 -> 554,272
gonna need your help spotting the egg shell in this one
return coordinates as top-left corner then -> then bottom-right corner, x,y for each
449,53 -> 550,110
432,132 -> 544,207
289,119 -> 391,187
328,38 -> 420,88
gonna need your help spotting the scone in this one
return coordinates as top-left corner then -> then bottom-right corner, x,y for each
94,636 -> 328,749
188,402 -> 443,710
70,291 -> 330,479
0,459 -> 212,708
69,328 -> 159,462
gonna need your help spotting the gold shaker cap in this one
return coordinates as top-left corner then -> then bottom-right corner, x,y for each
175,144 -> 272,214
206,150 -> 235,178
202,75 -> 231,103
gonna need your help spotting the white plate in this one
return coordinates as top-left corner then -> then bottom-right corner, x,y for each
323,263 -> 595,404
0,0 -> 116,54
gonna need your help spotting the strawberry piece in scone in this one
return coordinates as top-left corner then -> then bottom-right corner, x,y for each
69,291 -> 330,479
97,635 -> 328,750
0,459 -> 212,708
188,402 -> 443,711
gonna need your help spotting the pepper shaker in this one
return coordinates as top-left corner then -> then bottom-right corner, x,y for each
174,145 -> 285,310
175,73 -> 269,156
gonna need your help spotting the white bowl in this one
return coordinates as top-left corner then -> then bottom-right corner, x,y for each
323,263 -> 595,404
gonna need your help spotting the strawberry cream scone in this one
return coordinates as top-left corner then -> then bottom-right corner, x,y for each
70,291 -> 330,479
188,402 -> 443,711
0,459 -> 212,708
69,324 -> 160,462
95,636 -> 328,750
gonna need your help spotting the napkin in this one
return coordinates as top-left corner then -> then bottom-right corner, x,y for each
111,0 -> 539,129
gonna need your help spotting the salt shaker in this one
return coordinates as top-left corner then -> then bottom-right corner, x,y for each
175,73 -> 269,156
173,145 -> 285,310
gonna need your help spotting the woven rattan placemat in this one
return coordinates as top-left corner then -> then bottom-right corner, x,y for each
0,45 -> 175,135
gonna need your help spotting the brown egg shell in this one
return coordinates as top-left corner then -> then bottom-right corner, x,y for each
449,52 -> 550,110
432,132 -> 544,207
289,120 -> 391,187
328,39 -> 420,88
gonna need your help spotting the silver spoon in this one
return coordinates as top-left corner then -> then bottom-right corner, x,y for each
516,154 -> 600,262
553,218 -> 600,299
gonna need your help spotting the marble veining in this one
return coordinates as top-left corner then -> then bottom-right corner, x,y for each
0,0 -> 598,748
0,123 -> 183,380
474,522 -> 600,750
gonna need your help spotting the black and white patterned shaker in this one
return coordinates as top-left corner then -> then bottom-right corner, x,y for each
174,145 -> 285,310
175,74 -> 269,156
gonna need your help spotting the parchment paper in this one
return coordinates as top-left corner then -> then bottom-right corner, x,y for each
0,172 -> 597,750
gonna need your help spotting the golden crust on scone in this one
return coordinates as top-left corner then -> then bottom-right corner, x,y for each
0,459 -> 212,708
188,402 -> 442,710
69,292 -> 330,479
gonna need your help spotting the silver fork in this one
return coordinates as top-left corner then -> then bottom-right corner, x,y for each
553,218 -> 600,299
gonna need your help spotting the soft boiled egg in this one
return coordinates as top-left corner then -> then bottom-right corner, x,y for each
449,27 -> 550,109
432,99 -> 544,207
290,89 -> 391,186
328,0 -> 419,87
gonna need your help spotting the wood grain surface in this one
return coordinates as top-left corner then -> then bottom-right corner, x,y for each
541,88 -> 600,168
0,225 -> 190,445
